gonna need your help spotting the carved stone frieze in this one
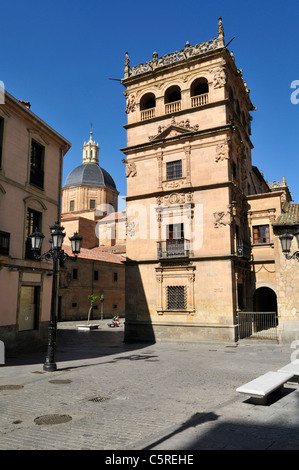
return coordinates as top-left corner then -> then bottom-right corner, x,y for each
215,140 -> 231,162
214,207 -> 232,228
125,94 -> 136,114
126,221 -> 135,237
123,161 -> 137,177
164,180 -> 183,189
210,66 -> 226,88
149,117 -> 198,141
156,192 -> 193,206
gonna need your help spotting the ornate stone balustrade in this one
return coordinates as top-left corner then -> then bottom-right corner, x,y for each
191,93 -> 209,107
141,108 -> 155,121
165,100 -> 181,114
124,18 -> 225,79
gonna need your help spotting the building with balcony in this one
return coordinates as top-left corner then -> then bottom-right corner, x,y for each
0,91 -> 71,352
121,18 -> 297,343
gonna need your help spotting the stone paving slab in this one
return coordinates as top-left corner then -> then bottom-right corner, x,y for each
0,321 -> 299,451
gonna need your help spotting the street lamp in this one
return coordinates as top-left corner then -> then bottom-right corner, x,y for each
100,294 -> 105,321
279,227 -> 299,261
29,221 -> 82,371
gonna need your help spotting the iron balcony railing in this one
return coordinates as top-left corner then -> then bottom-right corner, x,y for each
236,239 -> 251,260
157,239 -> 190,259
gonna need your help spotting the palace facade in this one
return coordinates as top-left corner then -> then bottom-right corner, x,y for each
121,18 -> 299,344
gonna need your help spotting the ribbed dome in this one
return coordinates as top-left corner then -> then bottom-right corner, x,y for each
64,163 -> 117,190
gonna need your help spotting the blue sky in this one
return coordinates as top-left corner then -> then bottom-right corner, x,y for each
1,0 -> 298,207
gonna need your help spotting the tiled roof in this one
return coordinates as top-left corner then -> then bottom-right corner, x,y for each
63,245 -> 125,264
273,203 -> 299,226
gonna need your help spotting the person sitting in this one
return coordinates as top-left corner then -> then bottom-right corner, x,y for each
112,315 -> 120,327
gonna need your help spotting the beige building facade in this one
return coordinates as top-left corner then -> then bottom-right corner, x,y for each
0,91 -> 71,351
121,18 -> 299,344
59,131 -> 125,321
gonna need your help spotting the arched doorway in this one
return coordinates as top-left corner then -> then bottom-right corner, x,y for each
253,287 -> 278,332
253,287 -> 277,313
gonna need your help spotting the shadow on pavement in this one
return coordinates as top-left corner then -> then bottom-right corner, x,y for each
3,326 -> 155,367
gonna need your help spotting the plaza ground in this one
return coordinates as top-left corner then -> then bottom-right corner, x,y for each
0,320 -> 299,452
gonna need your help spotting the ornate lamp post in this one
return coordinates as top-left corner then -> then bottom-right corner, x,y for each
279,227 -> 299,261
29,222 -> 82,371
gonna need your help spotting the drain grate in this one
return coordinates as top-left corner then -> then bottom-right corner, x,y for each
89,396 -> 108,403
48,379 -> 72,384
0,385 -> 24,391
34,414 -> 72,425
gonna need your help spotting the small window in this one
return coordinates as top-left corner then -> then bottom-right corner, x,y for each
90,199 -> 96,209
94,270 -> 98,281
0,117 -> 4,169
253,225 -> 270,244
72,302 -> 77,307
114,272 -> 118,282
0,231 -> 10,255
167,286 -> 187,310
73,268 -> 78,280
166,160 -> 182,180
30,140 -> 45,189
113,304 -> 117,309
70,200 -> 74,211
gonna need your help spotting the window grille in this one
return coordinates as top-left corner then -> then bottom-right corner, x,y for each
167,286 -> 187,310
166,160 -> 182,180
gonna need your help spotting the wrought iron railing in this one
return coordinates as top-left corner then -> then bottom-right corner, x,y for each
237,312 -> 278,341
157,239 -> 190,259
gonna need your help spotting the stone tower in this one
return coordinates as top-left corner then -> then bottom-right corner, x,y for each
121,18 -> 258,342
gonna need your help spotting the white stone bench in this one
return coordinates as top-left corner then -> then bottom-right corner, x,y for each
236,371 -> 294,404
278,359 -> 299,381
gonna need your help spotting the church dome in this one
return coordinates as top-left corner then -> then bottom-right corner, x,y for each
64,163 -> 117,190
63,129 -> 117,191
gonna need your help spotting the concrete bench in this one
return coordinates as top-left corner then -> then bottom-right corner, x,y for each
236,371 -> 294,404
278,359 -> 299,381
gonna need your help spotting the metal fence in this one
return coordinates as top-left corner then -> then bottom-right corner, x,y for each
237,312 -> 278,341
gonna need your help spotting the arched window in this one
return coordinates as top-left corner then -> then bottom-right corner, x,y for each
140,93 -> 156,120
190,78 -> 209,107
164,86 -> 181,114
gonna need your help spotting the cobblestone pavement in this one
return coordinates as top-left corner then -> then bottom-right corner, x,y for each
0,320 -> 299,451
